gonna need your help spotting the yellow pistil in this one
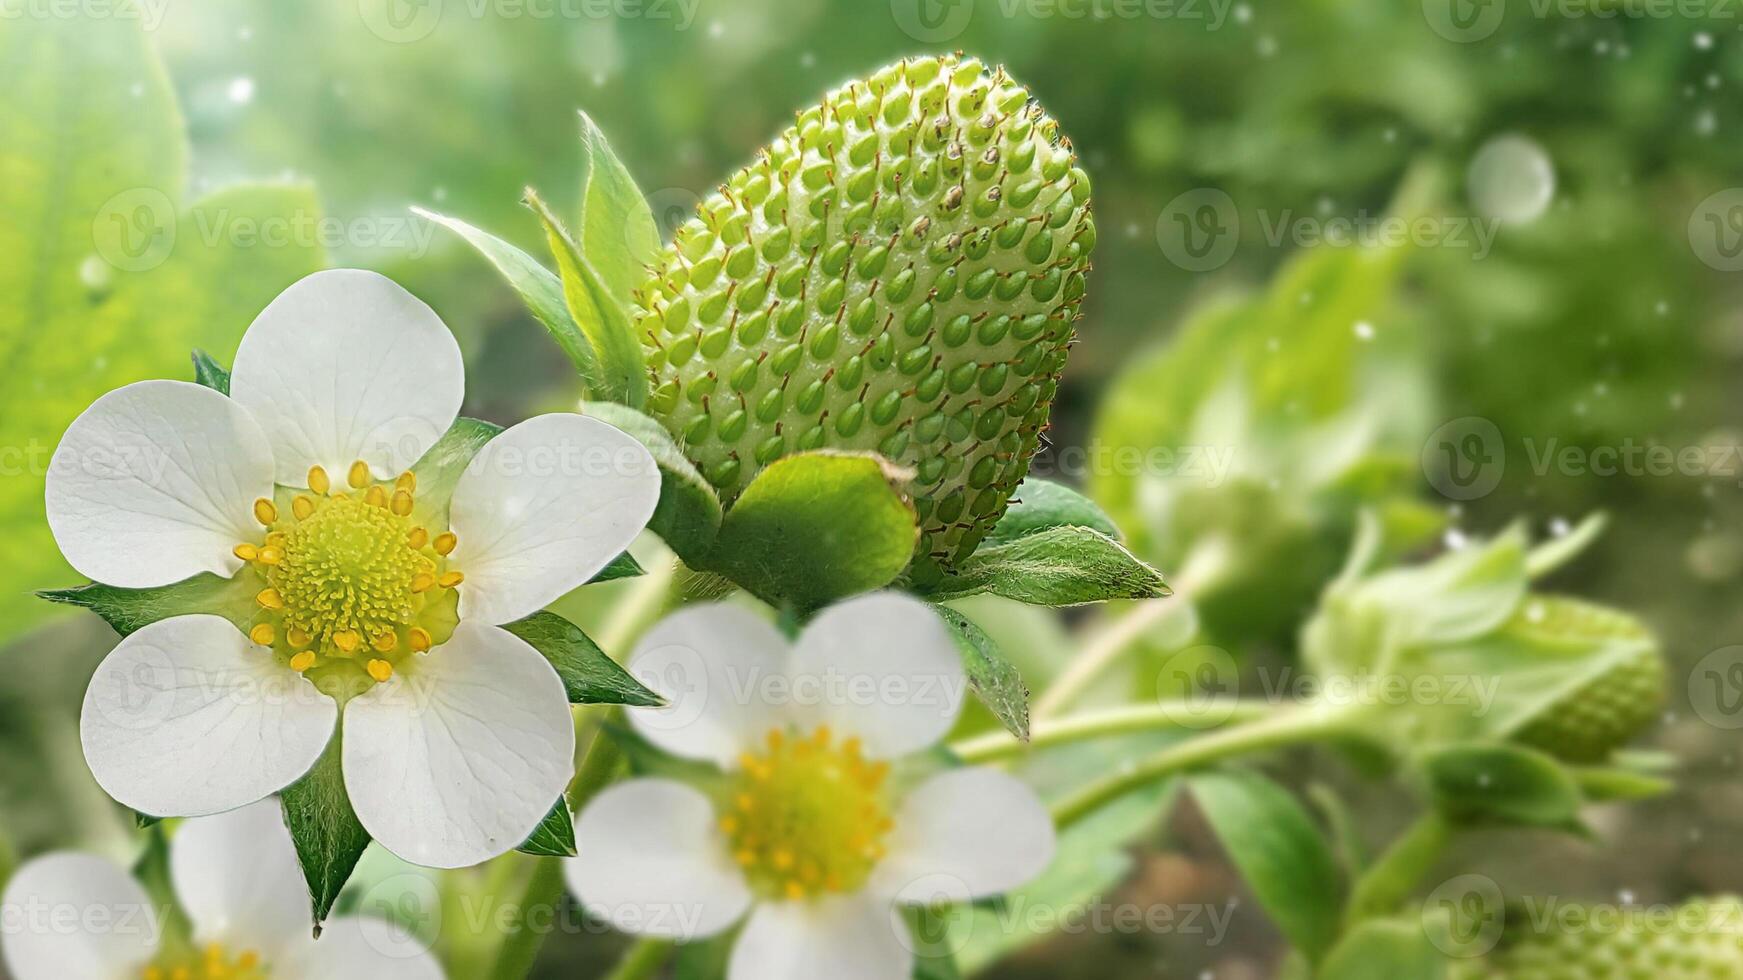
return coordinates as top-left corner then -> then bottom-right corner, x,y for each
720,725 -> 894,901
234,460 -> 462,686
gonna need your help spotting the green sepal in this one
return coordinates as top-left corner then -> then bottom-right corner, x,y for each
591,551 -> 644,584
525,188 -> 648,408
1419,742 -> 1582,828
1189,770 -> 1343,963
923,526 -> 1170,606
37,573 -> 256,637
1318,917 -> 1448,980
132,823 -> 194,952
906,904 -> 963,980
409,416 -> 504,525
933,605 -> 1029,741
575,110 -> 659,307
699,451 -> 918,612
580,400 -> 722,563
502,611 -> 662,707
190,349 -> 231,394
985,478 -> 1119,547
414,207 -> 599,386
515,797 -> 577,857
280,731 -> 371,932
135,811 -> 162,829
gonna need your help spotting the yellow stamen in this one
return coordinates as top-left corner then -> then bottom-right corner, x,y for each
256,588 -> 284,610
347,459 -> 370,489
289,651 -> 317,672
371,631 -> 399,653
292,495 -> 315,520
233,543 -> 258,562
287,627 -> 312,649
366,659 -> 394,682
434,532 -> 457,556
248,623 -> 275,646
396,472 -> 417,493
364,485 -> 387,508
257,546 -> 282,565
409,627 -> 432,652
438,571 -> 464,589
332,630 -> 360,654
390,489 -> 414,516
307,465 -> 330,495
407,527 -> 428,549
253,498 -> 277,525
410,573 -> 435,593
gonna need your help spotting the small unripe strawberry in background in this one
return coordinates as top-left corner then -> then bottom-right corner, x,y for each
1507,596 -> 1666,763
1450,896 -> 1743,979
632,53 -> 1094,581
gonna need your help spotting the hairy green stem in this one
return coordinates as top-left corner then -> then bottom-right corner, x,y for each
603,938 -> 673,980
1050,704 -> 1366,829
950,700 -> 1279,763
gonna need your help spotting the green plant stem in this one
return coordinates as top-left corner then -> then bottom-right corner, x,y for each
949,700 -> 1279,763
1344,811 -> 1452,926
483,558 -> 685,980
1050,703 -> 1367,829
603,938 -> 672,980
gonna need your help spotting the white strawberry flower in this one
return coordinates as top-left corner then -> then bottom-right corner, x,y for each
46,269 -> 660,868
566,592 -> 1056,980
0,799 -> 441,980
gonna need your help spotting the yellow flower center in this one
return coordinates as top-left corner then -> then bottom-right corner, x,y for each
235,461 -> 461,685
720,726 -> 894,901
141,943 -> 266,980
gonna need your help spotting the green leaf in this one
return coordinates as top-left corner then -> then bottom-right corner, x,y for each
190,349 -> 231,394
0,16 -> 326,649
280,732 -> 371,930
414,207 -> 597,384
933,606 -> 1029,741
515,797 -> 576,857
37,573 -> 257,637
1189,771 -> 1342,963
1420,743 -> 1582,827
926,526 -> 1169,606
1319,918 -> 1448,980
525,188 -> 647,408
576,111 -> 658,306
1570,764 -> 1674,802
591,551 -> 644,584
132,824 -> 193,950
501,611 -> 662,706
671,931 -> 736,980
987,478 -> 1120,546
579,400 -> 721,562
701,451 -> 918,611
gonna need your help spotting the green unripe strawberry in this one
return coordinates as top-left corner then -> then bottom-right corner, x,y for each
1506,596 -> 1665,763
1451,896 -> 1743,979
631,54 -> 1094,579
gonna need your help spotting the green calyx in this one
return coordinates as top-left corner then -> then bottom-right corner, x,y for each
632,53 -> 1095,580
1506,596 -> 1666,764
1453,896 -> 1743,979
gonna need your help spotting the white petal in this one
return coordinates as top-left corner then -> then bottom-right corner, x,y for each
342,622 -> 574,869
275,917 -> 443,980
787,593 -> 965,758
727,893 -> 911,980
624,604 -> 788,767
80,615 -> 338,818
566,779 -> 751,940
870,768 -> 1055,904
170,798 -> 310,958
448,414 -> 659,625
230,269 -> 463,486
0,854 -> 160,980
45,380 -> 274,588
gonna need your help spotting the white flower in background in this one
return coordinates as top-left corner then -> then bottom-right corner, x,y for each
567,592 -> 1056,980
46,269 -> 660,868
0,798 -> 441,980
